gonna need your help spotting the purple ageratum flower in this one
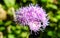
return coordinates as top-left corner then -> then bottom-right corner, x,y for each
15,4 -> 49,32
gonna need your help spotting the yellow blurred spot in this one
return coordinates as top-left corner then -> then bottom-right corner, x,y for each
0,4 -> 7,20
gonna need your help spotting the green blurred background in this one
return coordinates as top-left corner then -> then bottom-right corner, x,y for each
0,0 -> 60,38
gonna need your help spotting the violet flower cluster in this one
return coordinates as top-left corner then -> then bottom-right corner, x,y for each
15,4 -> 49,32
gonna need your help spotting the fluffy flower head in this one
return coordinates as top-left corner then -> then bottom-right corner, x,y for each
15,4 -> 49,32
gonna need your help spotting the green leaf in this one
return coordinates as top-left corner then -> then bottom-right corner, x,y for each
50,23 -> 56,27
52,5 -> 58,9
4,36 -> 6,38
47,0 -> 53,3
23,26 -> 29,31
8,7 -> 14,16
15,30 -> 21,35
7,25 -> 12,34
0,27 -> 5,31
0,20 -> 3,25
20,32 -> 29,37
31,0 -> 36,5
48,11 -> 54,16
55,27 -> 57,30
3,0 -> 16,8
57,10 -> 60,14
56,15 -> 60,20
23,0 -> 27,3
58,25 -> 60,28
8,34 -> 15,38
5,21 -> 12,26
11,26 -> 16,31
47,31 -> 53,36
16,25 -> 21,30
50,17 -> 58,22
58,33 -> 60,37
46,4 -> 58,9
41,0 -> 47,3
